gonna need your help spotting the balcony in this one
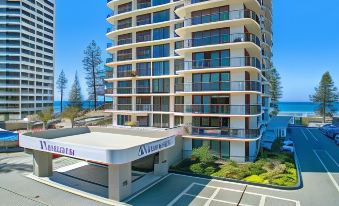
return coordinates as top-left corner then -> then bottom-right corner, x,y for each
190,127 -> 260,140
175,81 -> 262,93
183,33 -> 260,48
105,87 -> 152,94
174,104 -> 262,115
177,57 -> 261,71
184,9 -> 260,26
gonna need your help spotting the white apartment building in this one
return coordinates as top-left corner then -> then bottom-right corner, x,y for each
105,0 -> 272,162
0,0 -> 55,120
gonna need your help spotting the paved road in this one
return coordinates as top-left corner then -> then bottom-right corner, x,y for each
127,127 -> 339,206
0,153 -> 107,206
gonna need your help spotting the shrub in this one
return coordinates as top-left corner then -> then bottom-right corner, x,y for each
125,121 -> 137,127
192,146 -> 214,163
189,163 -> 204,174
243,175 -> 264,184
204,166 -> 216,176
270,174 -> 297,186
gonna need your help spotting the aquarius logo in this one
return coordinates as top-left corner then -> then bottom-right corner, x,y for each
138,145 -> 147,156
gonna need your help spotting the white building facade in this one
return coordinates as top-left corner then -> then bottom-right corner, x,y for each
105,0 -> 272,162
0,0 -> 55,120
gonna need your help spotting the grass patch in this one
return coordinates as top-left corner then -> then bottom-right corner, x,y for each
172,152 -> 298,187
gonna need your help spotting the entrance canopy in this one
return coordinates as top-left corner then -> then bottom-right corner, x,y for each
20,127 -> 176,164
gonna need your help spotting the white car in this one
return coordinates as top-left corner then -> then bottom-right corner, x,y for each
335,134 -> 339,146
281,145 -> 294,153
283,140 -> 294,146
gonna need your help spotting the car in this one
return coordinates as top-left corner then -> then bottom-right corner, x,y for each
335,134 -> 339,146
281,145 -> 294,153
326,126 -> 339,139
319,124 -> 338,137
283,139 -> 294,146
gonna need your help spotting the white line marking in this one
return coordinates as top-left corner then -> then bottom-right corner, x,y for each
300,129 -> 309,141
184,193 -> 239,206
55,162 -> 88,173
203,188 -> 220,206
166,183 -> 195,206
325,151 -> 339,168
125,173 -> 172,203
259,195 -> 266,206
313,150 -> 339,192
306,129 -> 319,142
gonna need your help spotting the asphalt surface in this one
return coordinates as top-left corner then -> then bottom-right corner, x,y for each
0,127 -> 338,206
127,127 -> 339,206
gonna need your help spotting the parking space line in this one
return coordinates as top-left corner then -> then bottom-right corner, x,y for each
166,183 -> 195,206
325,151 -> 339,168
203,187 -> 220,206
125,173 -> 172,203
313,150 -> 339,192
259,195 -> 266,206
184,193 -> 239,206
300,129 -> 309,141
306,129 -> 319,142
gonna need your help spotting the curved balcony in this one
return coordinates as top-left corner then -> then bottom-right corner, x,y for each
175,104 -> 262,115
176,57 -> 261,73
186,9 -> 259,27
176,33 -> 261,56
175,81 -> 262,93
189,126 -> 260,140
175,0 -> 261,19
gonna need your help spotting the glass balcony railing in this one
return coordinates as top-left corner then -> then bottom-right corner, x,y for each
137,2 -> 152,9
190,127 -> 260,139
183,33 -> 260,48
174,104 -> 262,115
179,57 -> 261,71
175,81 -> 262,92
184,9 -> 259,26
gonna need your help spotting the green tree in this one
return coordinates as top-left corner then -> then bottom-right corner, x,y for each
61,106 -> 80,128
82,40 -> 103,110
68,71 -> 83,108
37,107 -> 54,130
56,70 -> 68,113
269,67 -> 283,116
310,71 -> 339,122
192,146 -> 214,163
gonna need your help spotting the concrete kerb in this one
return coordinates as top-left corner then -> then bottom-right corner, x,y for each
169,151 -> 303,191
26,173 -> 131,206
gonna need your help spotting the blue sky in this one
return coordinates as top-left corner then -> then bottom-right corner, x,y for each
55,0 -> 339,102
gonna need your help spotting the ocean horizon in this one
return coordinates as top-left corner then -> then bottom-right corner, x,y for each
53,101 -> 339,114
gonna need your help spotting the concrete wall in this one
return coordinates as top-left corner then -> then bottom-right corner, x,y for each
230,141 -> 245,162
166,136 -> 183,166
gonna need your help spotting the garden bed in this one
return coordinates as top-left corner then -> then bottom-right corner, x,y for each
171,147 -> 298,187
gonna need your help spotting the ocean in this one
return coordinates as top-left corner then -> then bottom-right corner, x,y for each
53,101 -> 339,115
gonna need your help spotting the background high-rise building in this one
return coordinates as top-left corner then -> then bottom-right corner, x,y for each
105,0 -> 272,162
0,0 -> 55,120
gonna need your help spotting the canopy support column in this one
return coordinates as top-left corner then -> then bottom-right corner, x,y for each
33,150 -> 52,177
154,150 -> 169,176
108,162 -> 132,201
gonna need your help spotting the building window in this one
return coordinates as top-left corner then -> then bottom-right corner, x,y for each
117,115 -> 131,125
137,0 -> 151,9
153,27 -> 170,40
118,2 -> 132,14
153,96 -> 169,112
152,61 -> 169,76
153,44 -> 170,58
118,33 -> 132,45
137,13 -> 151,26
192,72 -> 230,91
136,80 -> 150,94
153,9 -> 170,23
136,46 -> 152,59
117,81 -> 132,94
191,6 -> 229,25
136,62 -> 151,76
153,0 -> 170,6
117,49 -> 132,61
136,30 -> 151,42
117,97 -> 132,110
117,64 -> 132,77
117,18 -> 132,29
192,28 -> 230,47
152,78 -> 170,93
192,50 -> 230,69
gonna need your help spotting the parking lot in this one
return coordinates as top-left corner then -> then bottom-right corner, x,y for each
0,127 -> 338,206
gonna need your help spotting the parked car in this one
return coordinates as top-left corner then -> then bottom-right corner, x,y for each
326,126 -> 339,139
281,140 -> 294,153
319,124 -> 338,137
335,134 -> 339,146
